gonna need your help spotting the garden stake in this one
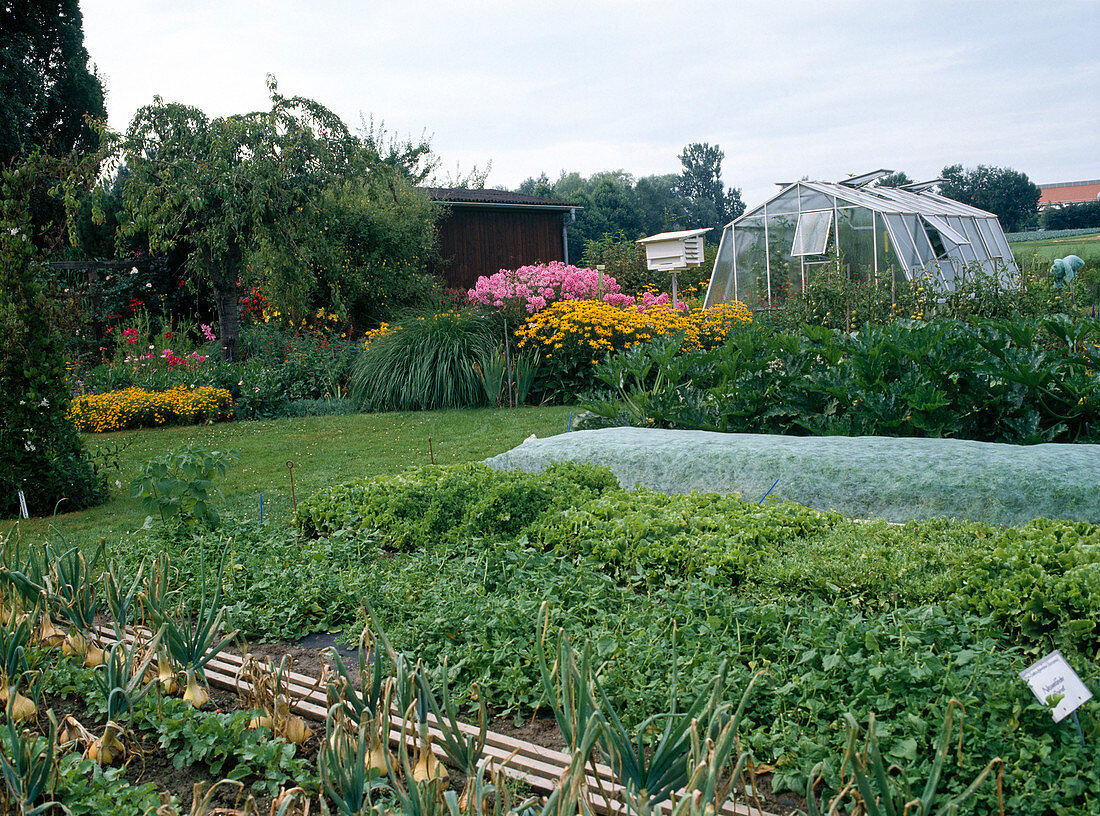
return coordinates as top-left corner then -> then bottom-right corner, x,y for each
286,461 -> 296,511
259,492 -> 263,523
567,411 -> 573,432
758,477 -> 780,504
1072,710 -> 1086,747
429,436 -> 435,465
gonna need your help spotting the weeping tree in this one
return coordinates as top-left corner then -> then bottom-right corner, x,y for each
115,78 -> 360,361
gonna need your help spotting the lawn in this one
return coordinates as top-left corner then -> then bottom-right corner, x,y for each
1010,230 -> 1100,263
1,406 -> 572,552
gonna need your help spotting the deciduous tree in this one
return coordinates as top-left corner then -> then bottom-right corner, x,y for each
676,142 -> 744,236
116,79 -> 360,360
939,164 -> 1041,232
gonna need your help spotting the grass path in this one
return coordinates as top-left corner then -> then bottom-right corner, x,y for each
3,406 -> 572,551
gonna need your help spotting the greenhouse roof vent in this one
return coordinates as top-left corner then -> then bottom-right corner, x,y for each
900,178 -> 944,193
839,169 -> 893,187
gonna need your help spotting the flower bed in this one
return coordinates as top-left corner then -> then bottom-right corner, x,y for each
515,299 -> 752,399
69,386 -> 235,432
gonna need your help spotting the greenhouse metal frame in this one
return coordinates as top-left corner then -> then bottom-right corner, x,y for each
704,172 -> 1018,309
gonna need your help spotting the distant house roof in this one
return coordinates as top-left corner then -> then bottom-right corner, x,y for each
1038,180 -> 1100,206
422,187 -> 581,211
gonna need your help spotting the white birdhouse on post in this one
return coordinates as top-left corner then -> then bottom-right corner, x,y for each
636,228 -> 712,305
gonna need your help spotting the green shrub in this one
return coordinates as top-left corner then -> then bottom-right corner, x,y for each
0,166 -> 106,517
349,310 -> 497,411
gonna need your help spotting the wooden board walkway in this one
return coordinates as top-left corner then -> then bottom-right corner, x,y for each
96,626 -> 780,816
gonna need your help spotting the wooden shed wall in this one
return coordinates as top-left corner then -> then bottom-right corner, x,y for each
435,208 -> 565,290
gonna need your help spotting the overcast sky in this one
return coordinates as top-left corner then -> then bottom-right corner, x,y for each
81,0 -> 1098,208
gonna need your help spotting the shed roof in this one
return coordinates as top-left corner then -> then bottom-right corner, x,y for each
422,187 -> 581,210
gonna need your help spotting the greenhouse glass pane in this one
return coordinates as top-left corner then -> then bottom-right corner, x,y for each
733,217 -> 768,308
791,210 -> 833,255
705,226 -> 736,307
875,212 -> 901,292
905,214 -> 937,265
945,218 -> 979,265
921,215 -> 968,246
799,188 -> 835,211
837,207 -> 875,280
884,214 -> 921,276
984,219 -> 1014,260
977,219 -> 1003,258
766,187 -> 800,214
960,218 -> 990,258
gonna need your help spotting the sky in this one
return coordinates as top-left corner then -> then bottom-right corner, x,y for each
81,0 -> 1099,209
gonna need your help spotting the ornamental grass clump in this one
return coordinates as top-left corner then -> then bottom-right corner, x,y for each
69,385 -> 235,432
349,310 -> 497,411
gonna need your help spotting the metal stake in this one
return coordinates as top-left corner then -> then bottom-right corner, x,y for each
286,461 -> 297,511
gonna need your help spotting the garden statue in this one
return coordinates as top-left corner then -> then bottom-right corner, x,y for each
1050,254 -> 1085,289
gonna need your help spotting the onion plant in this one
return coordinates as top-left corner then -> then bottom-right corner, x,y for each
0,708 -> 59,816
534,603 -> 600,757
87,636 -> 161,765
3,541 -> 104,665
319,702 -> 390,816
141,546 -> 237,708
594,639 -> 728,810
326,623 -> 387,726
1,540 -> 59,648
326,623 -> 396,779
103,560 -> 144,642
237,654 -> 317,747
0,618 -> 36,723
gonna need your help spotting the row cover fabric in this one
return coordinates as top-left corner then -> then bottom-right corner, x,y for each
486,428 -> 1100,526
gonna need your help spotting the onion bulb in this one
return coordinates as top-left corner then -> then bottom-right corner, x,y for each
82,644 -> 104,668
458,779 -> 474,813
59,715 -> 91,748
158,653 -> 180,696
281,714 -> 311,746
88,722 -> 126,766
61,630 -> 83,658
7,689 -> 36,723
182,670 -> 211,709
367,735 -> 393,778
38,614 -> 65,649
413,736 -> 448,785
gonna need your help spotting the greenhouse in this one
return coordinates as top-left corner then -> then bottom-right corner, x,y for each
704,170 -> 1018,309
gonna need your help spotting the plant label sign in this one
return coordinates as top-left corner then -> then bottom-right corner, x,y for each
1019,650 -> 1092,723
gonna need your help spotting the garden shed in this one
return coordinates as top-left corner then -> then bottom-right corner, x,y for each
424,188 -> 580,291
704,171 -> 1018,309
